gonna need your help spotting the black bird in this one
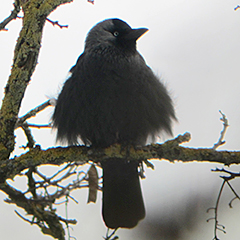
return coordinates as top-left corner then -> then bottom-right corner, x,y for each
52,18 -> 176,229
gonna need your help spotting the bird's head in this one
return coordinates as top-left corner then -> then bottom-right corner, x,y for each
85,18 -> 148,54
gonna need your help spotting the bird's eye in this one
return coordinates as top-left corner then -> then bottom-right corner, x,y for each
113,31 -> 119,37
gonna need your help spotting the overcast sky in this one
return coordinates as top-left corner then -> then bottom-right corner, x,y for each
1,0 -> 240,239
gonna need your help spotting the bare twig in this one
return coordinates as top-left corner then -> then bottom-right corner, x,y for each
225,181 -> 240,207
208,167 -> 240,239
46,18 -> 68,28
88,0 -> 95,4
49,163 -> 76,180
234,5 -> 240,11
212,110 -> 229,150
212,168 -> 240,208
104,228 -> 119,240
27,124 -> 51,128
17,15 -> 69,29
207,180 -> 226,240
22,163 -> 91,206
57,216 -> 77,225
143,159 -> 154,170
0,0 -> 21,31
15,208 -> 77,225
20,122 -> 36,148
64,195 -> 72,239
15,100 -> 53,148
5,163 -> 88,238
15,99 -> 53,129
212,168 -> 240,180
15,210 -> 36,224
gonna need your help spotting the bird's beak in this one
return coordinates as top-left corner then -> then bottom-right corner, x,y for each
126,28 -> 149,41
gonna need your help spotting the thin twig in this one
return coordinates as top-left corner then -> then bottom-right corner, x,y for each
65,196 -> 71,239
22,164 -> 90,206
143,159 -> 154,170
15,99 -> 53,129
20,122 -> 36,148
17,15 -> 69,29
229,196 -> 238,208
212,110 -> 229,150
15,100 -> 53,148
209,167 -> 240,239
50,163 -> 76,180
207,179 -> 226,240
27,124 -> 51,128
214,180 -> 227,238
87,0 -> 95,4
15,210 -> 35,224
214,168 -> 240,207
46,19 -> 68,28
234,5 -> 240,11
225,181 -> 240,207
67,194 -> 79,204
104,228 -> 119,240
212,167 -> 240,180
58,216 -> 77,225
0,0 -> 21,31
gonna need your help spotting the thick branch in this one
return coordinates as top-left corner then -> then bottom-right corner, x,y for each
0,0 -> 74,160
0,2 -> 46,159
0,133 -> 239,182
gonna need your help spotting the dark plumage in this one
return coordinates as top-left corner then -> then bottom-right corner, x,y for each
52,18 -> 176,229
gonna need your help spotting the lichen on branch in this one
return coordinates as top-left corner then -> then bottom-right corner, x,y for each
0,0 -> 74,161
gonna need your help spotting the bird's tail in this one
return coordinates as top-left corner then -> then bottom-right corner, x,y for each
101,159 -> 145,229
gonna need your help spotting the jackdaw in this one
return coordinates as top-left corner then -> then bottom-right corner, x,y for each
52,18 -> 176,229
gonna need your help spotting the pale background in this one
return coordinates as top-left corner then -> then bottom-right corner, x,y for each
1,0 -> 240,239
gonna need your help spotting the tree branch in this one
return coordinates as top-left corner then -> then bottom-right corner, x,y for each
234,5 -> 240,11
212,111 -> 229,150
0,1 -> 47,159
0,0 -> 74,160
46,18 -> 68,28
1,164 -> 79,239
1,133 -> 240,183
15,99 -> 53,129
0,0 -> 21,31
